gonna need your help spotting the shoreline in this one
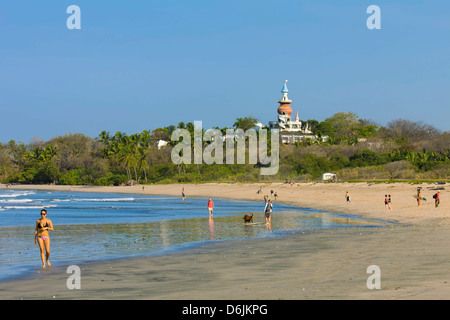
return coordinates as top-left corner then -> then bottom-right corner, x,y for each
5,181 -> 448,225
1,182 -> 449,299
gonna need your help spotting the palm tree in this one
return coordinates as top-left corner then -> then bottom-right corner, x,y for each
116,135 -> 133,182
98,131 -> 111,145
233,116 -> 258,131
136,146 -> 149,183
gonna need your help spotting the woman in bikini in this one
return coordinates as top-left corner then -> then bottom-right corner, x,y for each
34,209 -> 54,268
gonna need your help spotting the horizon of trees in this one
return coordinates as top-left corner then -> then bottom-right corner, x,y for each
0,112 -> 448,185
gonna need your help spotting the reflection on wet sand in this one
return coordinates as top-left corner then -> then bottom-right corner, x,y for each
209,215 -> 214,240
0,210 -> 388,280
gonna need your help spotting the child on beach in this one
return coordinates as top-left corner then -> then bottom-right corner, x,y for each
388,195 -> 392,210
345,192 -> 351,204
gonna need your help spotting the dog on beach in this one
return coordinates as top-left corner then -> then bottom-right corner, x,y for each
243,214 -> 253,223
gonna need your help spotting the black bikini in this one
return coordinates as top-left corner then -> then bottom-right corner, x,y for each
38,221 -> 49,229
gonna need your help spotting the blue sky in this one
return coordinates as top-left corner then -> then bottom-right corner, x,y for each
0,0 -> 449,143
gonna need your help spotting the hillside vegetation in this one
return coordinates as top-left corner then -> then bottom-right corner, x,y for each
1,113 -> 448,185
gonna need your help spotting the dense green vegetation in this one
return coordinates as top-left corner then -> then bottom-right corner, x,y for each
1,113 -> 448,185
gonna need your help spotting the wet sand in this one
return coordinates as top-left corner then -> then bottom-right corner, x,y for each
0,182 -> 449,299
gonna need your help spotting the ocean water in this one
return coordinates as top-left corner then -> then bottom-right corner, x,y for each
0,188 -> 388,281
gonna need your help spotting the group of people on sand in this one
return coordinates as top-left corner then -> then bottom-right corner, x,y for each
384,194 -> 392,211
258,187 -> 278,201
416,187 -> 441,208
345,187 -> 442,211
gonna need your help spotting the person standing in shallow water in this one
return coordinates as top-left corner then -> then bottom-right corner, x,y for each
34,209 -> 54,268
207,198 -> 214,216
264,199 -> 273,226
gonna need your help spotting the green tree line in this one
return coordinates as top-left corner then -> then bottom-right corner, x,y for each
0,113 -> 448,185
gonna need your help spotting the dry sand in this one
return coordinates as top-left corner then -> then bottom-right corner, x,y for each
0,182 -> 449,300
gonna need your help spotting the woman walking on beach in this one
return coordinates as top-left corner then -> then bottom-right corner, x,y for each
34,209 -> 54,268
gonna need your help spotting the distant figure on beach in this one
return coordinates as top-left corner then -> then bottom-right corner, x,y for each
257,186 -> 262,194
345,191 -> 351,204
385,195 -> 389,211
274,192 -> 278,200
417,188 -> 421,207
388,195 -> 392,210
264,199 -> 273,226
34,209 -> 54,268
434,191 -> 440,208
207,198 -> 214,215
271,190 -> 274,197
182,187 -> 185,201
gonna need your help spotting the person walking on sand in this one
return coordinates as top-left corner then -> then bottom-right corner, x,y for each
388,194 -> 392,211
434,191 -> 440,208
345,191 -> 351,204
417,188 -> 421,207
34,209 -> 54,268
385,195 -> 389,211
207,198 -> 214,215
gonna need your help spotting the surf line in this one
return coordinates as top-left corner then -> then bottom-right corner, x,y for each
182,304 -> 216,318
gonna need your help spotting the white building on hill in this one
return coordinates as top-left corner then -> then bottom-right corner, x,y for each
268,80 -> 317,144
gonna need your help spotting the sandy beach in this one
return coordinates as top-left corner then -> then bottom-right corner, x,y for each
0,182 -> 449,300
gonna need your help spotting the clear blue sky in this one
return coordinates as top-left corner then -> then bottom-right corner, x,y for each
1,0 -> 449,143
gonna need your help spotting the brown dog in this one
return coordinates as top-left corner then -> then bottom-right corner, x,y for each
243,214 -> 253,223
